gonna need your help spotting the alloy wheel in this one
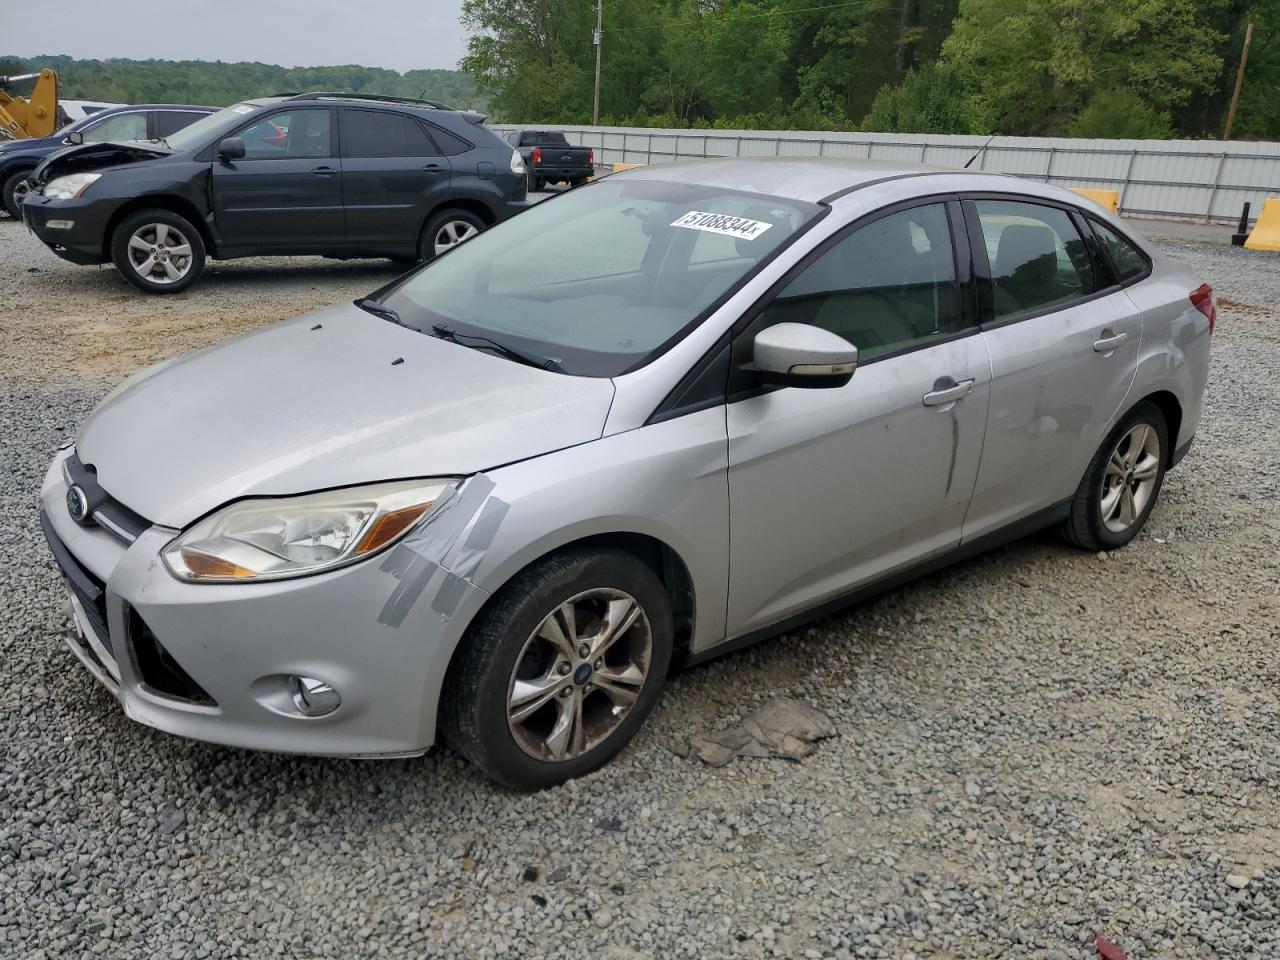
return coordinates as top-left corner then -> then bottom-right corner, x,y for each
433,219 -> 479,256
506,588 -> 652,762
11,178 -> 30,209
126,222 -> 195,285
1100,422 -> 1161,533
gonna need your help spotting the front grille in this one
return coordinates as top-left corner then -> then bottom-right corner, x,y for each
63,452 -> 151,544
129,608 -> 216,705
40,510 -> 113,655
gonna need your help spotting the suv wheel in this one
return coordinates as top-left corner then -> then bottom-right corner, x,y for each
2,169 -> 33,218
419,208 -> 485,261
110,209 -> 206,294
442,547 -> 673,791
1064,400 -> 1168,551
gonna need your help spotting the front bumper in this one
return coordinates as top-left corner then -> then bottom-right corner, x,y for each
22,193 -> 117,264
39,449 -> 490,757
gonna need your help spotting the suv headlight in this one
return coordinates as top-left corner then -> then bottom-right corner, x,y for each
162,479 -> 456,582
44,172 -> 101,200
510,149 -> 526,175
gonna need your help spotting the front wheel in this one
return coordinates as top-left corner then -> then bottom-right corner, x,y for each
1063,401 -> 1168,551
110,209 -> 206,294
441,548 -> 673,790
2,169 -> 33,218
418,208 -> 485,262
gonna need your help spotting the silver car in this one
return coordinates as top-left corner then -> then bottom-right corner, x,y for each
40,159 -> 1213,789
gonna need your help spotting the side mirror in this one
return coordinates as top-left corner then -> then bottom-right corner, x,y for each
218,137 -> 246,161
65,131 -> 83,145
748,322 -> 857,388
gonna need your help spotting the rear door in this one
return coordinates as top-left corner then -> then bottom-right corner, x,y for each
725,199 -> 991,636
210,107 -> 344,249
962,196 -> 1141,540
339,107 -> 450,250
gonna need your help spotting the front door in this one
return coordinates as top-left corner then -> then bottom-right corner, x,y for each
726,200 -> 991,636
211,107 -> 343,249
338,107 -> 450,250
961,197 -> 1141,540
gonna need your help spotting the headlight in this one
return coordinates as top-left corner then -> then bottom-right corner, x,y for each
162,479 -> 456,583
44,172 -> 102,200
510,149 -> 526,175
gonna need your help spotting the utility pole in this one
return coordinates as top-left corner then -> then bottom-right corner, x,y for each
592,0 -> 603,125
1224,21 -> 1253,141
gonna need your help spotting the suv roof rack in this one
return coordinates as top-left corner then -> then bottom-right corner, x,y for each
287,92 -> 454,111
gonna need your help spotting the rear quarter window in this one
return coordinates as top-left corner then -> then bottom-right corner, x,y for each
1090,219 -> 1150,283
422,121 -> 472,156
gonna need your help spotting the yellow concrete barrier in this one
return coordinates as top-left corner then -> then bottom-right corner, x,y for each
612,162 -> 646,173
1069,188 -> 1120,213
1244,198 -> 1280,251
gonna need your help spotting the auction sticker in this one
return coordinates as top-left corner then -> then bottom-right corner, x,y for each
671,211 -> 773,242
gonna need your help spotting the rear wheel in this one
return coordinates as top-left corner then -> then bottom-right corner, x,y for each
1063,401 -> 1168,551
2,169 -> 34,218
110,209 -> 206,294
441,548 -> 673,791
418,208 -> 485,262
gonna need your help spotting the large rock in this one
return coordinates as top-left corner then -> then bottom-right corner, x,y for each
688,698 -> 837,767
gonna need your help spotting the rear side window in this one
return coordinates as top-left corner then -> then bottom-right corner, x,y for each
1090,219 -> 1149,283
153,110 -> 206,138
761,203 -> 964,362
422,121 -> 471,156
341,109 -> 437,157
974,199 -> 1096,322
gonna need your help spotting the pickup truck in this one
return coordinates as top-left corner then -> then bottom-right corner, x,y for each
505,130 -> 594,190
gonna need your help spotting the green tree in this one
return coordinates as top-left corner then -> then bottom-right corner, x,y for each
861,62 -> 973,132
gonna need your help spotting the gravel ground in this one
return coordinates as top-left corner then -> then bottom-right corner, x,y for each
2,216 -> 1279,960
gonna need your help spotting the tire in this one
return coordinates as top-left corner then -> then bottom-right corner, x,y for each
441,547 -> 674,791
418,208 -> 485,262
1063,400 -> 1168,551
110,209 -> 206,294
2,168 -> 34,218
529,175 -> 544,193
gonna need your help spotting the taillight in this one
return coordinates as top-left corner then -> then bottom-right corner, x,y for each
1190,283 -> 1216,334
531,147 -> 542,165
588,147 -> 594,164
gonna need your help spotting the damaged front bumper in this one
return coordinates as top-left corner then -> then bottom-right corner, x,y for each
39,449 -> 494,758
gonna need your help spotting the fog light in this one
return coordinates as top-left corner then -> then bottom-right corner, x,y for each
46,219 -> 76,230
290,675 -> 341,717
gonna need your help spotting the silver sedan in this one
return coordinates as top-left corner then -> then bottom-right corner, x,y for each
40,158 -> 1213,789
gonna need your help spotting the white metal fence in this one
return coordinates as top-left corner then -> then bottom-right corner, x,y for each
493,124 -> 1280,225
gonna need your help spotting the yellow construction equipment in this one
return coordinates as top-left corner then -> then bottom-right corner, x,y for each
1069,187 -> 1120,213
1244,198 -> 1280,251
0,69 -> 60,140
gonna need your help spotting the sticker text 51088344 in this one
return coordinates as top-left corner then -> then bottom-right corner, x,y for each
671,211 -> 774,242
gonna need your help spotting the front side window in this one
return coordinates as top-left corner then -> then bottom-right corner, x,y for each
1091,219 -> 1149,283
237,110 -> 331,160
975,199 -> 1096,321
759,203 -> 964,363
82,112 -> 147,143
379,180 -> 818,376
340,109 -> 437,157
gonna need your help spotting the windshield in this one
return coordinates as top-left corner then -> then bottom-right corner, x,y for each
380,179 -> 818,377
164,102 -> 263,152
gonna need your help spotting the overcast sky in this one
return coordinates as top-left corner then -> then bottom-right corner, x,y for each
9,0 -> 471,73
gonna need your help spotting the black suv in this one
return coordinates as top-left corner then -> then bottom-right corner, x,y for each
22,93 -> 530,293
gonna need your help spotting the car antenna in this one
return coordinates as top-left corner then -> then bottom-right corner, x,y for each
963,134 -> 998,170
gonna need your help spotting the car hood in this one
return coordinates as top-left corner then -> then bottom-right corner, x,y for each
33,139 -> 171,183
0,135 -> 59,157
75,303 -> 617,528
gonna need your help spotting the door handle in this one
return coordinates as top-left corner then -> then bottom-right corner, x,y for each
1093,331 -> 1128,353
422,163 -> 443,172
922,378 -> 975,407
310,165 -> 337,177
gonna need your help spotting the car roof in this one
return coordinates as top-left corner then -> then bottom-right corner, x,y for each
613,156 -> 1071,205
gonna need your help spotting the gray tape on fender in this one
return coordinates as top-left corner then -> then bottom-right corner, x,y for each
376,476 -> 505,627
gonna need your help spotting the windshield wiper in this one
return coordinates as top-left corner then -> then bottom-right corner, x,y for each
431,324 -> 565,374
355,297 -> 411,328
